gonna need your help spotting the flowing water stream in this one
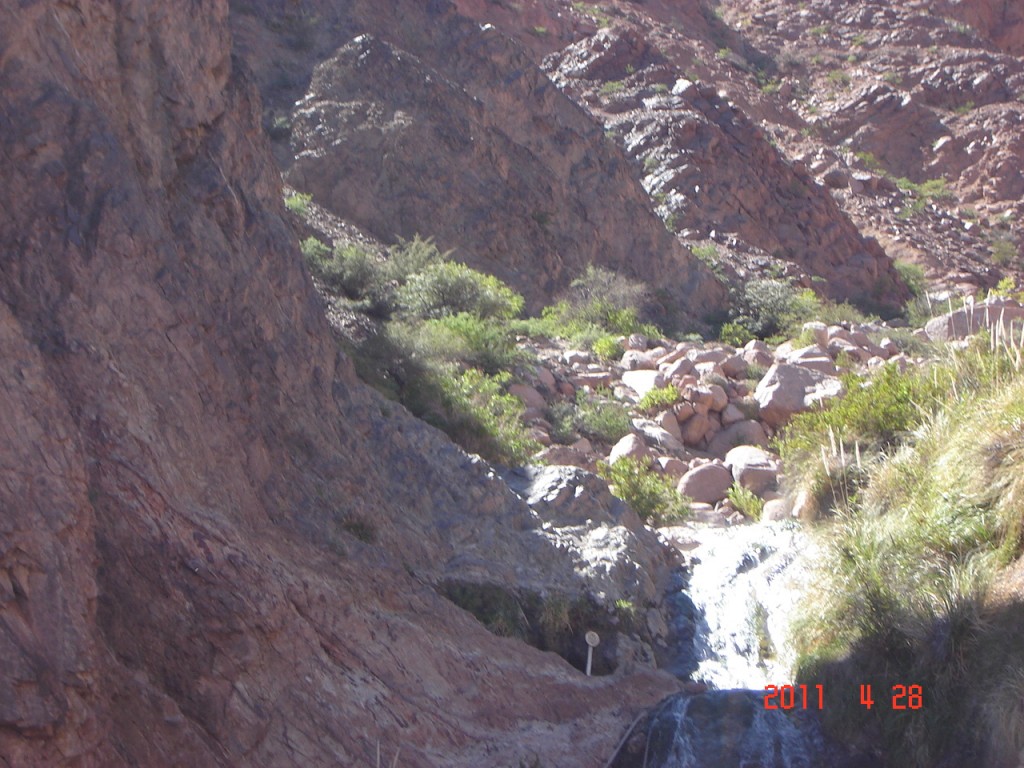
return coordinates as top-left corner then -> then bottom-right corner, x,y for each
627,520 -> 856,767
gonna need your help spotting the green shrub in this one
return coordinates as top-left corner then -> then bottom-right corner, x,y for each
397,261 -> 524,321
599,80 -> 625,96
735,279 -> 818,338
577,395 -> 632,444
303,240 -> 387,302
397,313 -> 521,375
778,364 -> 940,464
599,458 -> 690,525
896,177 -> 953,217
547,401 -> 579,445
284,191 -> 312,215
384,235 -> 446,283
592,334 -> 624,361
990,238 -> 1017,267
719,320 -> 754,347
637,385 -> 682,413
894,261 -> 926,299
727,484 -> 765,520
432,369 -> 540,465
522,267 -> 660,342
827,69 -> 850,86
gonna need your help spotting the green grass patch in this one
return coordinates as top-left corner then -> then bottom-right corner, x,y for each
793,350 -> 1024,763
637,385 -> 682,414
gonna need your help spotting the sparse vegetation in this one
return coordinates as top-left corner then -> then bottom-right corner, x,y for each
285,191 -> 313,215
576,394 -> 632,444
599,458 -> 690,525
727,484 -> 764,520
599,80 -> 625,96
637,385 -> 682,414
827,69 -> 851,87
896,177 -> 953,218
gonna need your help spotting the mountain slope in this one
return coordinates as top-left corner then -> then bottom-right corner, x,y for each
0,2 -> 679,765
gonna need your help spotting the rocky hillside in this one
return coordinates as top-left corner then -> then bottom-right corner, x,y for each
5,0 -> 1024,766
451,0 -> 1023,298
230,0 -> 723,315
0,2 -> 689,765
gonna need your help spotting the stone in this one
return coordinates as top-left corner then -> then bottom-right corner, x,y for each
661,356 -> 695,380
761,499 -> 790,524
754,364 -> 845,428
632,419 -> 686,454
802,321 -> 829,347
924,299 -> 1024,342
680,413 -> 711,445
509,383 -> 547,410
677,463 -> 733,504
535,366 -> 557,392
706,384 -> 729,412
609,433 -> 650,465
536,445 -> 591,468
626,333 -> 649,351
571,437 -> 594,454
621,370 -> 666,399
724,446 -> 780,495
720,403 -> 745,426
654,456 -> 688,480
741,346 -> 774,368
563,350 -> 591,366
654,410 -> 682,442
706,420 -> 769,456
621,350 -> 657,371
720,354 -> 748,379
572,372 -> 612,389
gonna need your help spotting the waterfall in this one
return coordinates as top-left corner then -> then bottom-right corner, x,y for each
614,520 -> 870,767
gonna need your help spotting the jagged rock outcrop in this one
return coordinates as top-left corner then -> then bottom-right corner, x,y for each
0,2 -> 688,765
232,0 -> 723,315
542,24 -> 909,312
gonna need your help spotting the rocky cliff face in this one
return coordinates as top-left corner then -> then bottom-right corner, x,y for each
231,0 -> 724,315
453,0 -> 1023,297
0,2 -> 683,765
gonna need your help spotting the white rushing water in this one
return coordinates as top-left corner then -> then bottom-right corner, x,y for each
679,520 -> 813,691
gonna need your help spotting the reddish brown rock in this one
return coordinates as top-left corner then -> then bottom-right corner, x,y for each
0,3 -> 681,766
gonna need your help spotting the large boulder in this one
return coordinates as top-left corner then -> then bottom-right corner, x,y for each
754,364 -> 845,428
609,433 -> 650,465
724,446 -> 781,496
622,370 -> 666,399
707,420 -> 769,456
677,463 -> 733,504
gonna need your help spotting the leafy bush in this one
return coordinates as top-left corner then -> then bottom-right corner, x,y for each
576,395 -> 632,444
778,363 -> 940,463
400,313 -> 522,375
302,239 -> 388,304
727,484 -> 764,520
592,334 -> 624,361
599,458 -> 690,525
515,266 -> 662,344
285,191 -> 312,215
383,235 -> 445,283
637,385 -> 682,413
719,320 -> 754,348
990,238 -> 1017,267
397,261 -> 524,321
437,369 -> 540,465
546,401 -> 579,445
